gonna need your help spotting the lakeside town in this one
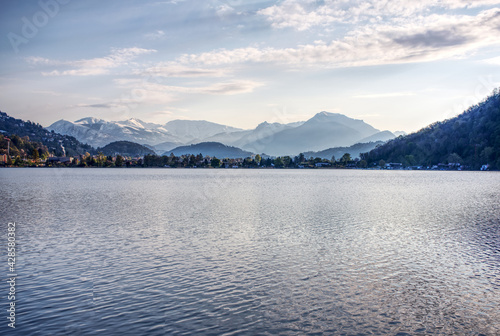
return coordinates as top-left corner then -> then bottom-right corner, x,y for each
0,149 -> 478,171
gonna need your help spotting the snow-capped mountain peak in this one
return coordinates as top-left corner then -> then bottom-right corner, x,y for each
47,113 -> 397,155
75,117 -> 106,125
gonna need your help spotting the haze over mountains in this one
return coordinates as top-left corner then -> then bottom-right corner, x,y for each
48,112 -> 400,156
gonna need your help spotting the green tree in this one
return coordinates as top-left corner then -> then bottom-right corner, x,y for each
360,159 -> 367,168
196,154 -> 204,165
188,154 -> 196,167
379,159 -> 386,168
32,148 -> 39,162
480,147 -> 495,164
243,157 -> 253,167
96,152 -> 106,167
211,157 -> 221,168
282,156 -> 292,167
341,153 -> 351,166
87,155 -> 96,166
447,153 -> 462,164
115,155 -> 124,167
255,154 -> 261,166
405,155 -> 416,166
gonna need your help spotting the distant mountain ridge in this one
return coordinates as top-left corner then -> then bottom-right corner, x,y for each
244,112 -> 383,155
99,141 -> 155,157
165,142 -> 254,159
303,141 -> 385,160
47,112 -> 396,156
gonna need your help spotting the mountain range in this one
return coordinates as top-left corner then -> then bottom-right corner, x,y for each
48,112 -> 399,156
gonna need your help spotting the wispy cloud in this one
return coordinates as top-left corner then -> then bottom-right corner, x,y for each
178,8 -> 500,68
139,63 -> 227,77
258,0 -> 500,31
104,77 -> 263,108
115,79 -> 263,97
145,30 -> 165,40
198,80 -> 262,95
27,48 -> 157,76
257,0 -> 341,31
216,4 -> 236,18
75,103 -> 123,109
165,0 -> 185,4
25,56 -> 61,66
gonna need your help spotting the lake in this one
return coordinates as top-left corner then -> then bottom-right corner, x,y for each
0,168 -> 499,335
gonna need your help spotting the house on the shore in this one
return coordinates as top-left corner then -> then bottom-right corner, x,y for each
47,157 -> 73,164
386,162 -> 403,169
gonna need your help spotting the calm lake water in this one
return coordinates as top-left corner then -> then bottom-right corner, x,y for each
0,168 -> 499,335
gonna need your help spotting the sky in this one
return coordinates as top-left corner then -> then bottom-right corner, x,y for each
1,0 -> 500,133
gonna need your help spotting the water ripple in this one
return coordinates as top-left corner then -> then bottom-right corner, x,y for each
0,169 -> 499,335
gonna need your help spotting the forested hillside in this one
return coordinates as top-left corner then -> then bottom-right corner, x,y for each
361,90 -> 500,169
165,142 -> 254,159
0,111 -> 94,156
99,141 -> 155,157
0,134 -> 50,162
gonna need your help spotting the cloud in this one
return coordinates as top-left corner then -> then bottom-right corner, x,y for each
178,8 -> 500,68
139,63 -> 227,77
109,77 -> 263,107
392,30 -> 470,49
76,103 -> 122,109
443,0 -> 500,8
258,0 -> 500,31
216,4 -> 235,18
25,56 -> 60,66
145,30 -> 165,40
27,48 -> 157,76
149,110 -> 174,116
116,79 -> 263,96
257,0 -> 341,31
197,80 -> 262,95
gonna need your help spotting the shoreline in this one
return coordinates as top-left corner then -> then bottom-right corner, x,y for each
0,166 -> 494,171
